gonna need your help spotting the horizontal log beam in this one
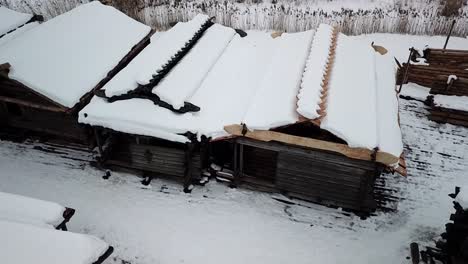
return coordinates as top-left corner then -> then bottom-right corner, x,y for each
224,124 -> 400,166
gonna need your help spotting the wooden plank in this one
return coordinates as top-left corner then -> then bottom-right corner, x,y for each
224,124 -> 400,166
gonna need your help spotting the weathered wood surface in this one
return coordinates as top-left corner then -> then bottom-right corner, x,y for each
0,103 -> 91,143
425,48 -> 468,69
430,77 -> 468,97
103,134 -> 202,182
429,107 -> 468,127
0,76 -> 68,111
224,124 -> 400,166
397,64 -> 468,87
233,138 -> 379,212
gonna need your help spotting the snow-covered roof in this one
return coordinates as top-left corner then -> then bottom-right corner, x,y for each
320,33 -> 378,150
80,19 -> 403,162
0,191 -> 65,228
297,24 -> 335,120
103,14 -> 212,98
0,2 -> 151,108
0,21 -> 39,47
0,6 -> 33,36
80,31 -> 277,142
243,30 -> 315,130
297,28 -> 403,159
0,220 -> 109,264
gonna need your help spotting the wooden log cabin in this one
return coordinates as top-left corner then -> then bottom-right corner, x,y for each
80,22 -> 405,212
0,2 -> 153,144
80,14 -> 227,190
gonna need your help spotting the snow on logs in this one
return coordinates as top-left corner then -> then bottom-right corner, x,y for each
0,2 -> 152,108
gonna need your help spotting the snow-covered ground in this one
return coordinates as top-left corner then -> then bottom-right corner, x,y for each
0,34 -> 468,264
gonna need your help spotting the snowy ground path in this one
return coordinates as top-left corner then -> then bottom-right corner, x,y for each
1,33 -> 468,263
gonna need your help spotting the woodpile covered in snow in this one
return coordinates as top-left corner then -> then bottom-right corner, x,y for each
398,46 -> 468,128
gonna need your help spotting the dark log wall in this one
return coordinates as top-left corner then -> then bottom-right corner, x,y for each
0,102 -> 91,143
234,138 -> 380,212
104,135 -> 202,182
0,78 -> 64,108
243,146 -> 277,184
276,150 -> 377,212
429,107 -> 468,127
1,0 -> 467,36
398,64 -> 468,88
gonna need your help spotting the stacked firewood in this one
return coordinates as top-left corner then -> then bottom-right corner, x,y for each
398,63 -> 468,89
411,187 -> 468,264
397,48 -> 468,127
424,49 -> 468,69
398,48 -> 468,93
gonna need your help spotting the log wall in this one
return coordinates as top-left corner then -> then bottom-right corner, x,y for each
233,138 -> 380,212
429,107 -> 468,127
102,133 -> 202,187
0,102 -> 91,143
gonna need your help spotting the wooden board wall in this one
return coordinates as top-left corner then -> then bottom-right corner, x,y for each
234,138 -> 379,212
0,102 -> 90,143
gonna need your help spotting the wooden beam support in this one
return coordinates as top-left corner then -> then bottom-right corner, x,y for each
183,142 -> 195,191
224,124 -> 400,166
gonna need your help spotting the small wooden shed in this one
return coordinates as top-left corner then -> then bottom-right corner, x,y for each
80,14 -> 234,190
0,2 -> 152,144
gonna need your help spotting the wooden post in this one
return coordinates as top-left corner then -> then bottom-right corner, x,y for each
94,128 -> 104,157
183,142 -> 195,192
443,20 -> 456,50
200,137 -> 210,170
236,143 -> 244,187
398,48 -> 414,93
231,140 -> 239,188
